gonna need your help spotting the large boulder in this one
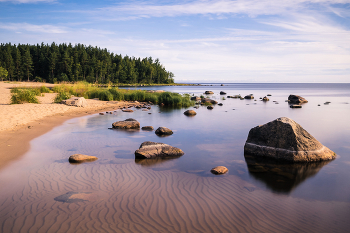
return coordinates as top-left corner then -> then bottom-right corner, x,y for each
61,97 -> 88,107
135,141 -> 184,159
155,127 -> 173,135
288,95 -> 308,104
244,117 -> 336,162
69,154 -> 98,163
112,119 -> 140,129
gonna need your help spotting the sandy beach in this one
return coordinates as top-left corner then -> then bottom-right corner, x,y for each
0,82 -> 137,169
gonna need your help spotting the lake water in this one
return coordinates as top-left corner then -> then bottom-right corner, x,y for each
0,83 -> 349,232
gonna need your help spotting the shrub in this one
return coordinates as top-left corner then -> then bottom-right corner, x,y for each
11,89 -> 39,104
54,92 -> 71,103
108,88 -> 124,101
88,89 -> 113,101
39,86 -> 51,93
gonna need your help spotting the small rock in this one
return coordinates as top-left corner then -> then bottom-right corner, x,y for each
112,119 -> 140,129
142,126 -> 154,131
135,141 -> 184,159
267,94 -> 272,96
218,103 -> 223,106
211,166 -> 228,175
244,94 -> 254,99
288,95 -> 308,104
99,112 -> 105,115
262,96 -> 269,101
205,91 -> 214,94
69,154 -> 98,163
207,106 -> 213,110
184,110 -> 197,116
220,91 -> 226,95
61,97 -> 88,107
122,109 -> 134,112
155,127 -> 173,135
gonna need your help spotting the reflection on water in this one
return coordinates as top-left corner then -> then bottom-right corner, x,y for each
244,154 -> 331,193
135,156 -> 182,167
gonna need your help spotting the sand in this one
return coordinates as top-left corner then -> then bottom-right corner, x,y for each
0,81 -> 137,169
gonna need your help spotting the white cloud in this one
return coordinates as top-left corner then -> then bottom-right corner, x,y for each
0,23 -> 67,33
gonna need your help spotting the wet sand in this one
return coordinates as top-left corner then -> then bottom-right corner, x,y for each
0,82 -> 137,169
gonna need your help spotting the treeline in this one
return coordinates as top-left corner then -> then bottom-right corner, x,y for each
0,42 -> 175,84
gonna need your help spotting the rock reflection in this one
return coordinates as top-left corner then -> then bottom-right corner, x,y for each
244,154 -> 331,193
135,156 -> 181,167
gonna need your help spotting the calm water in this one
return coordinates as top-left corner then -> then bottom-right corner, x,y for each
1,83 -> 349,232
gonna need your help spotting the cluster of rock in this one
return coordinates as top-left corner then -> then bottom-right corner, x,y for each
244,117 -> 336,162
61,97 -> 88,107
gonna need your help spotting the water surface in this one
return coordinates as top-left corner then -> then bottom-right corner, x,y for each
0,83 -> 349,232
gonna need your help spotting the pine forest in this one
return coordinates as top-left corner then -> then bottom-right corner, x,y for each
0,42 -> 175,84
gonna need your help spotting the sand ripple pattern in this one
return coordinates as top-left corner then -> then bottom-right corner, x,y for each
0,161 -> 349,233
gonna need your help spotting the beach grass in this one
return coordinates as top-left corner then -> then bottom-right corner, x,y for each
15,82 -> 195,107
11,88 -> 40,104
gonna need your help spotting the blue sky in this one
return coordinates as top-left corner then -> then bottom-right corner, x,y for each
0,0 -> 350,83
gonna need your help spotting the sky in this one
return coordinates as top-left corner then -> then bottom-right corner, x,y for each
0,0 -> 350,83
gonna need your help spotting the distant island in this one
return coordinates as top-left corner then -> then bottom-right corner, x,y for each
0,42 -> 174,84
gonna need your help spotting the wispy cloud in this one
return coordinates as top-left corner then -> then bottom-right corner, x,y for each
95,0 -> 350,20
0,0 -> 55,3
0,23 -> 67,33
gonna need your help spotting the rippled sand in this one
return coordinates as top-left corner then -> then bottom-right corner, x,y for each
0,159 -> 349,233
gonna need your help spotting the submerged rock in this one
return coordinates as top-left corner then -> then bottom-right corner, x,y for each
112,119 -> 140,129
211,166 -> 228,175
155,127 -> 173,135
142,126 -> 154,131
122,109 -> 134,112
184,110 -> 197,116
244,117 -> 336,162
135,141 -> 184,159
54,191 -> 94,203
288,95 -> 308,104
69,154 -> 98,163
201,98 -> 218,104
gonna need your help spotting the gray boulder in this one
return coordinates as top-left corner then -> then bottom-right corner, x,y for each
244,117 -> 336,162
288,95 -> 308,104
112,119 -> 140,129
135,141 -> 184,159
61,97 -> 88,107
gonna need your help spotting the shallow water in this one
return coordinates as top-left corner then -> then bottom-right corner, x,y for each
1,83 -> 350,232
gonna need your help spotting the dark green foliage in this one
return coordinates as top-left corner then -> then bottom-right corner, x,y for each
158,92 -> 193,107
108,88 -> 124,101
0,43 -> 175,84
88,89 -> 113,101
54,92 -> 70,103
11,89 -> 39,104
145,93 -> 158,104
